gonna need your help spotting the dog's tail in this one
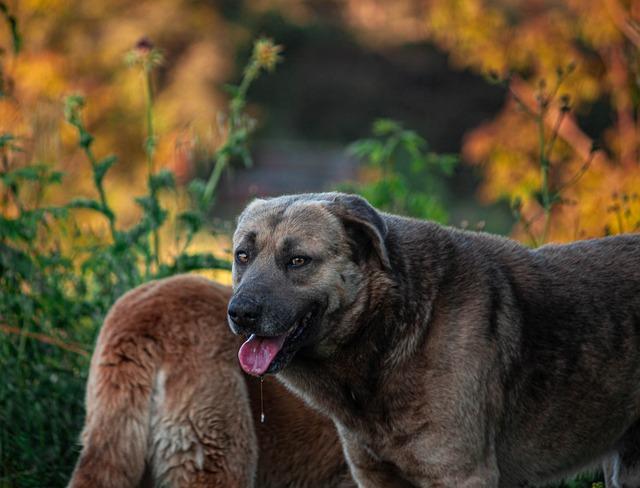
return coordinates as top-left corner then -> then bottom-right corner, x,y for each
67,282 -> 160,488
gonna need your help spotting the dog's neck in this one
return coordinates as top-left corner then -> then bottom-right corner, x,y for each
279,218 -> 451,429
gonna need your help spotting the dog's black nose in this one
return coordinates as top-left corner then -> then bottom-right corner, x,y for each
227,295 -> 262,333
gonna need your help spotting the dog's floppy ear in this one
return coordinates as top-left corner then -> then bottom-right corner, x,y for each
328,194 -> 391,270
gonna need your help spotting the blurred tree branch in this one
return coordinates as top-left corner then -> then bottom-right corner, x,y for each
509,75 -> 609,167
0,323 -> 89,357
604,0 -> 640,48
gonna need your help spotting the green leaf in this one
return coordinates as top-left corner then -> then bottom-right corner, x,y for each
134,196 -> 167,227
94,155 -> 117,186
347,139 -> 378,159
238,147 -> 253,168
0,132 -> 15,148
68,198 -> 114,220
177,210 -> 203,234
68,198 -> 102,212
79,131 -> 94,149
41,206 -> 68,219
188,178 -> 207,203
222,84 -> 240,97
48,170 -> 64,184
400,130 -> 426,150
423,153 -> 458,175
0,215 -> 29,240
0,165 -> 64,190
369,144 -> 386,166
117,221 -> 151,246
372,118 -> 401,136
134,196 -> 155,212
149,169 -> 176,192
63,95 -> 85,124
154,208 -> 168,227
5,166 -> 42,181
144,135 -> 157,156
0,243 -> 34,277
157,252 -> 231,277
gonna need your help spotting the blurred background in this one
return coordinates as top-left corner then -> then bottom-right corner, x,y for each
5,0 -> 640,241
2,0 -> 640,486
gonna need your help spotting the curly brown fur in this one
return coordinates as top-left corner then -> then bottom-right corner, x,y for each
67,274 -> 353,488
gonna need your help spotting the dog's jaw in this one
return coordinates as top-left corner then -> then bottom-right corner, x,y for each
237,305 -> 323,376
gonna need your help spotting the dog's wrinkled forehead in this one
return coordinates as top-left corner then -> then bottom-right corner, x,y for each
233,195 -> 343,252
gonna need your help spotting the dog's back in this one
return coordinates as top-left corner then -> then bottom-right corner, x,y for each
496,234 -> 640,483
68,274 -> 352,488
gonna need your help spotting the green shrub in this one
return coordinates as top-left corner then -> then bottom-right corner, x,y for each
0,25 -> 281,486
342,118 -> 457,223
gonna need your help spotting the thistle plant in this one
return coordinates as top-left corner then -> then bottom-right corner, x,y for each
0,24 -> 281,486
176,37 -> 283,246
126,37 -> 165,268
200,37 -> 283,206
64,96 -> 118,240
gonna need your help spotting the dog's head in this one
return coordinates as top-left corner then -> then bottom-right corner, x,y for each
228,192 -> 391,376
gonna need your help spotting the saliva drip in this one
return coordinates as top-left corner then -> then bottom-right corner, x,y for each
260,376 -> 265,423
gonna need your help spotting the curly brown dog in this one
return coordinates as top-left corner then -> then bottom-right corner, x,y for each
67,274 -> 353,488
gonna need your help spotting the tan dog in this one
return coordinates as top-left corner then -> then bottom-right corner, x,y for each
68,274 -> 353,488
229,192 -> 640,488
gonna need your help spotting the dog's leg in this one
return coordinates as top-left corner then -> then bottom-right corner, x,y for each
67,333 -> 158,488
603,420 -> 640,488
339,436 -> 416,487
603,448 -> 640,487
339,425 -> 499,488
603,453 -> 622,488
342,437 -> 498,488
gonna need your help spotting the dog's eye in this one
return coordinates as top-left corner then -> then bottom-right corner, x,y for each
235,251 -> 249,264
289,256 -> 310,268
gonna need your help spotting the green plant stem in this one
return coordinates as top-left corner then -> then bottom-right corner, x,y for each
84,145 -> 117,240
545,110 -> 566,161
515,209 -> 540,248
1,150 -> 24,214
0,323 -> 89,357
538,110 -> 551,245
235,62 -> 259,116
144,68 -> 156,172
203,154 -> 228,204
201,62 -> 258,206
143,65 -> 160,268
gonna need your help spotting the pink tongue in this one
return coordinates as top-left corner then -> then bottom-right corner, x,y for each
238,334 -> 287,376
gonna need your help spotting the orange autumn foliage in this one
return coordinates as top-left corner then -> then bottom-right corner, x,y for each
1,0 -> 235,224
423,0 -> 640,242
3,0 -> 640,244
285,0 -> 640,242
